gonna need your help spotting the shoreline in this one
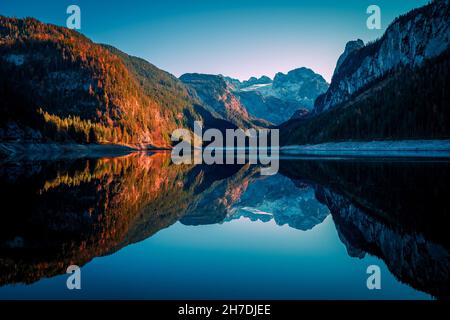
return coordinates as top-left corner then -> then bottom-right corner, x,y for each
281,140 -> 450,158
2,139 -> 450,162
0,142 -> 137,162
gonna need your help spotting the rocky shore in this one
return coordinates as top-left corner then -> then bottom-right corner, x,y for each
0,142 -> 136,162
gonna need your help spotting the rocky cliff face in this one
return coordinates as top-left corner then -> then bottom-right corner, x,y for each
332,39 -> 365,79
271,67 -> 328,108
221,68 -> 328,125
315,0 -> 450,112
180,73 -> 269,128
240,68 -> 328,112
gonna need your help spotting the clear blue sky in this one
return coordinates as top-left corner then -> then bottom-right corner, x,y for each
0,0 -> 429,82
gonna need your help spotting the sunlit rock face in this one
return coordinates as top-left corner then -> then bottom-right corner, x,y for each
315,0 -> 450,112
179,73 -> 268,128
0,17 -> 239,148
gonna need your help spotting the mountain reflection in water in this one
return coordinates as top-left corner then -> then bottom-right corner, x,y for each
0,152 -> 448,299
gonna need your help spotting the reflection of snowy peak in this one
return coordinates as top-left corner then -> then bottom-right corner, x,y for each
226,175 -> 329,231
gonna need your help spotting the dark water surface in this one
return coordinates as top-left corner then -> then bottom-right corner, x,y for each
0,152 -> 448,299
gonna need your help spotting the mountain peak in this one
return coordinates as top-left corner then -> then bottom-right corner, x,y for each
333,39 -> 365,79
345,39 -> 365,51
273,67 -> 326,86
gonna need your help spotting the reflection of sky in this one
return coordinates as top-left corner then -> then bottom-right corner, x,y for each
0,216 -> 430,299
0,0 -> 428,81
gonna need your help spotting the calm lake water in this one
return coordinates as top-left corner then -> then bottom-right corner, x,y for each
0,152 -> 448,299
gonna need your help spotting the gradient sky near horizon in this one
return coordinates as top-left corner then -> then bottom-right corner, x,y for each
0,0 -> 428,82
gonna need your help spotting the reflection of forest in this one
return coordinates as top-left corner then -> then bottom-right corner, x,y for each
0,154 -> 448,298
0,152 -> 259,285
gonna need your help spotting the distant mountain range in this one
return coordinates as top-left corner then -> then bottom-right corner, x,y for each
180,68 -> 328,126
227,68 -> 328,124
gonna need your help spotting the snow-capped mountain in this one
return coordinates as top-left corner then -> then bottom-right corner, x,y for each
236,68 -> 328,110
222,68 -> 328,124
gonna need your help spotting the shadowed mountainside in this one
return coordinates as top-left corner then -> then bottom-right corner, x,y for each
280,0 -> 450,145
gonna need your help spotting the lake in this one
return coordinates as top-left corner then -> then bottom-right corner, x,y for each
0,152 -> 448,299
